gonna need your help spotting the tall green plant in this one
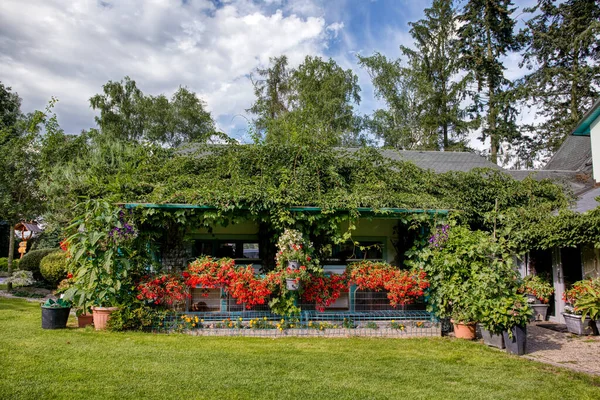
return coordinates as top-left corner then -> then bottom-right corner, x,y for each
419,225 -> 519,323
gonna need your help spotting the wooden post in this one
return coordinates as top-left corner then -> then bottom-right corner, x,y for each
552,247 -> 565,323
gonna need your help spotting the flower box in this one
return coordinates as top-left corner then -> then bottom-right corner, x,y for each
562,313 -> 594,336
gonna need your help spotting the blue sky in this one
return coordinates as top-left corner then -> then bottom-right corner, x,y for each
0,0 -> 536,147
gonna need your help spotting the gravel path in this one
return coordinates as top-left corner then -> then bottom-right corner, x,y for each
525,324 -> 600,375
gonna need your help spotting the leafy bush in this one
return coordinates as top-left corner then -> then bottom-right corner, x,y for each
0,258 -> 19,271
18,249 -> 57,280
420,225 -> 520,323
106,304 -> 161,332
5,270 -> 35,287
39,251 -> 68,286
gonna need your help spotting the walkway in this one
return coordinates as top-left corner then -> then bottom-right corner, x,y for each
526,323 -> 600,375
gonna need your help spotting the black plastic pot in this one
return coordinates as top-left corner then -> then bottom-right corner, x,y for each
41,306 -> 71,329
503,325 -> 527,355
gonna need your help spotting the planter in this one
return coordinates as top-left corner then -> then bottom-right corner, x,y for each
41,306 -> 71,329
452,321 -> 476,340
480,327 -> 505,349
531,304 -> 549,322
526,294 -> 540,304
287,260 -> 300,270
92,306 -> 119,330
286,278 -> 300,291
562,313 -> 593,336
503,325 -> 527,355
77,313 -> 94,328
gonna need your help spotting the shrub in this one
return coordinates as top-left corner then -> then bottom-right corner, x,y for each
18,249 -> 58,280
0,258 -> 19,271
107,304 -> 160,332
40,251 -> 68,286
5,270 -> 35,287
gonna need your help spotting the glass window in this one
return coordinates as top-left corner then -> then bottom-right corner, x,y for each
242,243 -> 259,259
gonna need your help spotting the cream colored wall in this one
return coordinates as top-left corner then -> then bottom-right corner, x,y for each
590,117 -> 600,182
341,218 -> 399,263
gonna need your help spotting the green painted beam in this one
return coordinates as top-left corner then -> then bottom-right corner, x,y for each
572,98 -> 600,136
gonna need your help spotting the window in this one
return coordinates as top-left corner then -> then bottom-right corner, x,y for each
327,239 -> 385,263
192,239 -> 260,261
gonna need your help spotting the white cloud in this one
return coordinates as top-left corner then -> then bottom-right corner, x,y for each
0,0 -> 331,138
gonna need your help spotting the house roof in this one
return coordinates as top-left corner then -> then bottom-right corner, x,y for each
343,148 -> 501,173
572,186 -> 600,213
572,98 -> 600,136
543,135 -> 592,173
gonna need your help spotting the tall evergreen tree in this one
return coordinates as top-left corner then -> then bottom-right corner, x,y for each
401,0 -> 475,150
360,0 -> 474,150
519,0 -> 600,158
458,0 -> 521,164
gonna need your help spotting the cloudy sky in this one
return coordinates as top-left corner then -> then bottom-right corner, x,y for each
0,0 -> 535,145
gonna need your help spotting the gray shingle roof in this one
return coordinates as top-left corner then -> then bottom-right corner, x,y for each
543,135 -> 592,173
341,148 -> 501,173
573,186 -> 600,213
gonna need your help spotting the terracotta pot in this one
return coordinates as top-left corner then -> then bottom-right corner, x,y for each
77,313 -> 94,328
92,307 -> 119,330
452,320 -> 476,340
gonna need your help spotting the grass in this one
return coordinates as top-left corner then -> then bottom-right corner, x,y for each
0,298 -> 599,400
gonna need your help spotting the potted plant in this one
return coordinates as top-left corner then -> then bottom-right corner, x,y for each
450,305 -> 478,340
63,200 -> 144,330
275,229 -> 314,270
519,274 -> 554,321
563,278 -> 600,335
423,226 -> 519,342
499,295 -> 532,355
41,298 -> 72,329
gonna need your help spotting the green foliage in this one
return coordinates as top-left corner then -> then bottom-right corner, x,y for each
519,274 -> 554,303
571,278 -> 600,321
41,298 -> 71,308
480,294 -> 533,335
457,0 -> 520,163
18,249 -> 57,280
518,0 -> 600,158
419,225 -> 519,323
248,56 -> 363,146
5,270 -> 34,288
39,251 -> 68,286
106,303 -> 160,332
89,76 -> 219,147
359,0 -> 475,150
0,258 -> 18,271
63,199 -> 150,307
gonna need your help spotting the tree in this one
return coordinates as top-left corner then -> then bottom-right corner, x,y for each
458,0 -> 521,164
401,0 -> 475,150
90,77 -> 218,147
247,55 -> 292,138
248,56 -> 362,146
359,52 -> 432,149
0,83 -> 44,290
519,0 -> 600,159
359,0 -> 474,151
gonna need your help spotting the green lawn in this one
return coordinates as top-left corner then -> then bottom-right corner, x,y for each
0,298 -> 599,400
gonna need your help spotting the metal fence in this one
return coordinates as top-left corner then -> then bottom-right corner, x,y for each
153,309 -> 441,338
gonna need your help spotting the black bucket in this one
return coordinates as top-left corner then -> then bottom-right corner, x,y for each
41,307 -> 71,329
